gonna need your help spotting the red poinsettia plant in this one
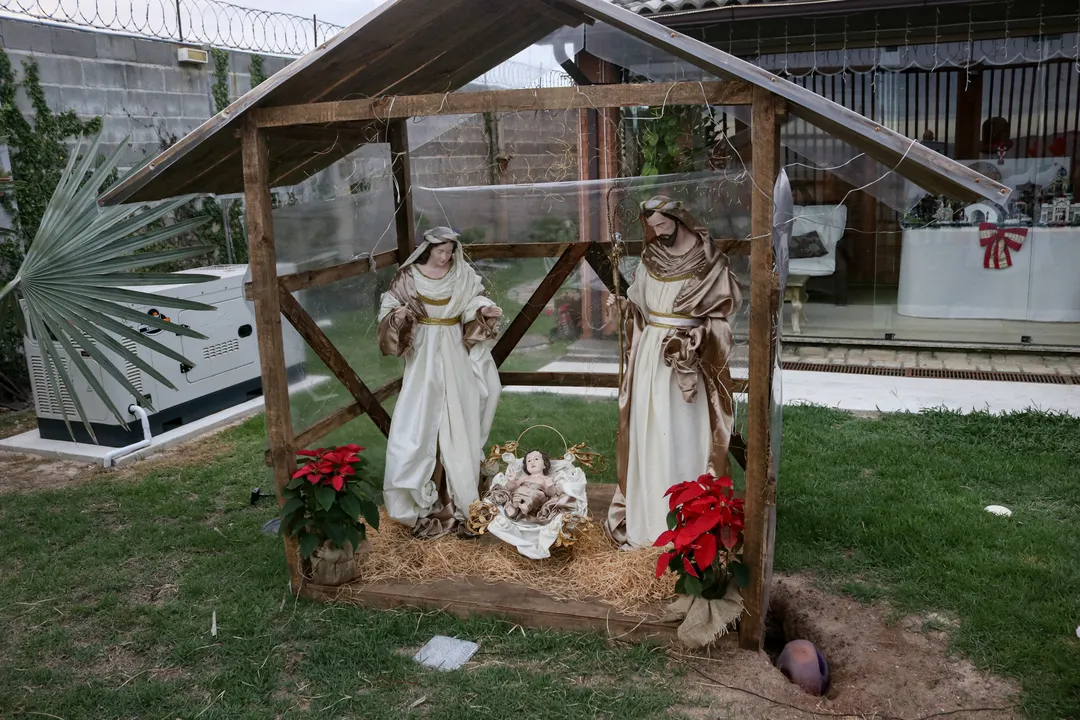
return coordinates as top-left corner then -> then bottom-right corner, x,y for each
280,444 -> 381,559
654,474 -> 749,598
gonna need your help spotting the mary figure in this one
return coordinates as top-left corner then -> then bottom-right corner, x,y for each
377,227 -> 503,536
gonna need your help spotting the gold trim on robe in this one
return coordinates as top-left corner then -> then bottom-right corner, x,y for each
418,315 -> 462,326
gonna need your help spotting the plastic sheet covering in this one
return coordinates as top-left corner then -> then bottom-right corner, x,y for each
551,24 -> 1080,78
269,152 -> 768,488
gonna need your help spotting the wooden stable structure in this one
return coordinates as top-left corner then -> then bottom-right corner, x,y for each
102,0 -> 1008,651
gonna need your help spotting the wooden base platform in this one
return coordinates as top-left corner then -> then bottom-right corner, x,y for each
296,483 -> 737,646
302,576 -> 684,644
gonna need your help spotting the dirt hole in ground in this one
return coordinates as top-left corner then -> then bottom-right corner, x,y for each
763,585 -> 840,699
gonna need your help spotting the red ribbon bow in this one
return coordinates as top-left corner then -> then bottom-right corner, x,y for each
979,223 -> 1028,270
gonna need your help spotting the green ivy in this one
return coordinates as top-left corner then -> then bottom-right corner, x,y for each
211,47 -> 230,114
0,50 -> 101,401
638,106 -> 696,177
249,54 -> 268,89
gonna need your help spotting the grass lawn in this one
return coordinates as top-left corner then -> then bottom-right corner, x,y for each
0,401 -> 1077,718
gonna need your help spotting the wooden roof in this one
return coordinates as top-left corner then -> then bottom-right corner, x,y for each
101,0 -> 1010,207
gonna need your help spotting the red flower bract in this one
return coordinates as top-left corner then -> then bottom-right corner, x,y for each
654,474 -> 746,593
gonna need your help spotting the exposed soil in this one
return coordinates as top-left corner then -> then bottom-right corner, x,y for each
0,422 -> 238,494
676,574 -> 1020,720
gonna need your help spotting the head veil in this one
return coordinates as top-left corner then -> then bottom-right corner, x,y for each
402,226 -> 467,271
399,226 -> 484,312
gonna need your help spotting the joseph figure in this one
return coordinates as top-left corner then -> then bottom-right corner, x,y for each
606,196 -> 743,549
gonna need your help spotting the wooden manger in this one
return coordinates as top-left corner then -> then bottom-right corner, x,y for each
101,0 -> 1009,651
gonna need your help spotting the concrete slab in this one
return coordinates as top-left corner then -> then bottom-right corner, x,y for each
0,376 -> 329,467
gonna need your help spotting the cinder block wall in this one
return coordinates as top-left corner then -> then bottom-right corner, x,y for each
1,16 -> 577,192
1,17 -> 290,166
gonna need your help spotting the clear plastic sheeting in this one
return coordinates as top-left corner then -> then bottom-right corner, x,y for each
547,24 -> 937,213
270,157 -> 765,484
549,24 -> 1080,78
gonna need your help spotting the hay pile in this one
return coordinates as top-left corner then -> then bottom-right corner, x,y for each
358,511 -> 676,616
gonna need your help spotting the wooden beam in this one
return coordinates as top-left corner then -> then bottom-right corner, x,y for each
524,0 -> 594,27
584,243 -> 630,298
739,87 -> 780,652
263,123 -> 384,145
264,249 -> 398,295
466,242 -> 573,260
492,242 -> 592,366
300,575 -> 690,646
242,115 -> 298,584
271,378 -> 402,466
500,371 -> 619,388
388,120 -> 415,264
500,371 -> 747,395
253,81 -> 754,128
729,430 -> 747,471
465,239 -> 748,261
277,286 -> 393,438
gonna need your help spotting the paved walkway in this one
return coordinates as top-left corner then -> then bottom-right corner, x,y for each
784,345 -> 1080,375
507,339 -> 1080,416
558,338 -> 1080,375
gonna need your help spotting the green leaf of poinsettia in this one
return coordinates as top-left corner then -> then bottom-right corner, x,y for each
344,525 -> 361,551
731,561 -> 750,588
281,497 -> 305,519
324,521 -> 346,548
298,532 -> 320,559
683,575 -> 704,597
359,500 -> 380,530
314,486 -> 336,512
666,510 -> 678,530
338,492 -> 362,520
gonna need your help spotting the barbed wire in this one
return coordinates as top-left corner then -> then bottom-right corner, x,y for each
0,0 -> 342,55
1,0 -> 573,88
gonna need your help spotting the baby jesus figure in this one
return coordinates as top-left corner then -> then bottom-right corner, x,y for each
500,450 -> 560,521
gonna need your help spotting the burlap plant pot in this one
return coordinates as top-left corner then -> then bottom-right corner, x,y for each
309,540 -> 370,586
661,580 -> 743,649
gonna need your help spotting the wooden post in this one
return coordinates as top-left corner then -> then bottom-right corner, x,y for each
574,51 -> 621,339
388,119 -> 415,264
241,115 -> 298,585
740,87 -> 780,651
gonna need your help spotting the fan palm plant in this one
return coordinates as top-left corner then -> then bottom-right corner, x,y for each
0,133 -> 221,441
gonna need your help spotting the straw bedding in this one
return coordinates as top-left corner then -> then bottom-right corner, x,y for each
356,510 -> 676,617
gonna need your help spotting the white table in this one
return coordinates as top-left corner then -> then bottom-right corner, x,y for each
897,227 -> 1080,322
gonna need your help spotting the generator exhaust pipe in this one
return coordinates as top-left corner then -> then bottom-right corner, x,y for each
102,404 -> 152,468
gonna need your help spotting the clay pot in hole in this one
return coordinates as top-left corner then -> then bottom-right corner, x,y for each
309,540 -> 371,586
777,639 -> 830,696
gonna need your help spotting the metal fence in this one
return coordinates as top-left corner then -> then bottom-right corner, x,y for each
1,0 -> 343,55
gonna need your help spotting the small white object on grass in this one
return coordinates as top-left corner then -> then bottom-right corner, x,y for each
413,636 -> 478,671
984,505 -> 1012,517
211,609 -> 218,637
1075,626 -> 1079,639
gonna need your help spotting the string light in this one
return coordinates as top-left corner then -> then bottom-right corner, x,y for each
965,6 -> 973,90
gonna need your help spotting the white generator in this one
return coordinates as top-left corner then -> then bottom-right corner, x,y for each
25,265 -> 306,447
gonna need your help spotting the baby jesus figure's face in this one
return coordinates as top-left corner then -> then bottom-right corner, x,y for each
524,451 -> 547,478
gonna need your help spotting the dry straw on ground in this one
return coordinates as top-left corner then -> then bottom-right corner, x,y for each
358,511 -> 676,616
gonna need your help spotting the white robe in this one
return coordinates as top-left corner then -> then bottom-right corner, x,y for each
378,258 -> 501,529
623,264 -> 713,548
